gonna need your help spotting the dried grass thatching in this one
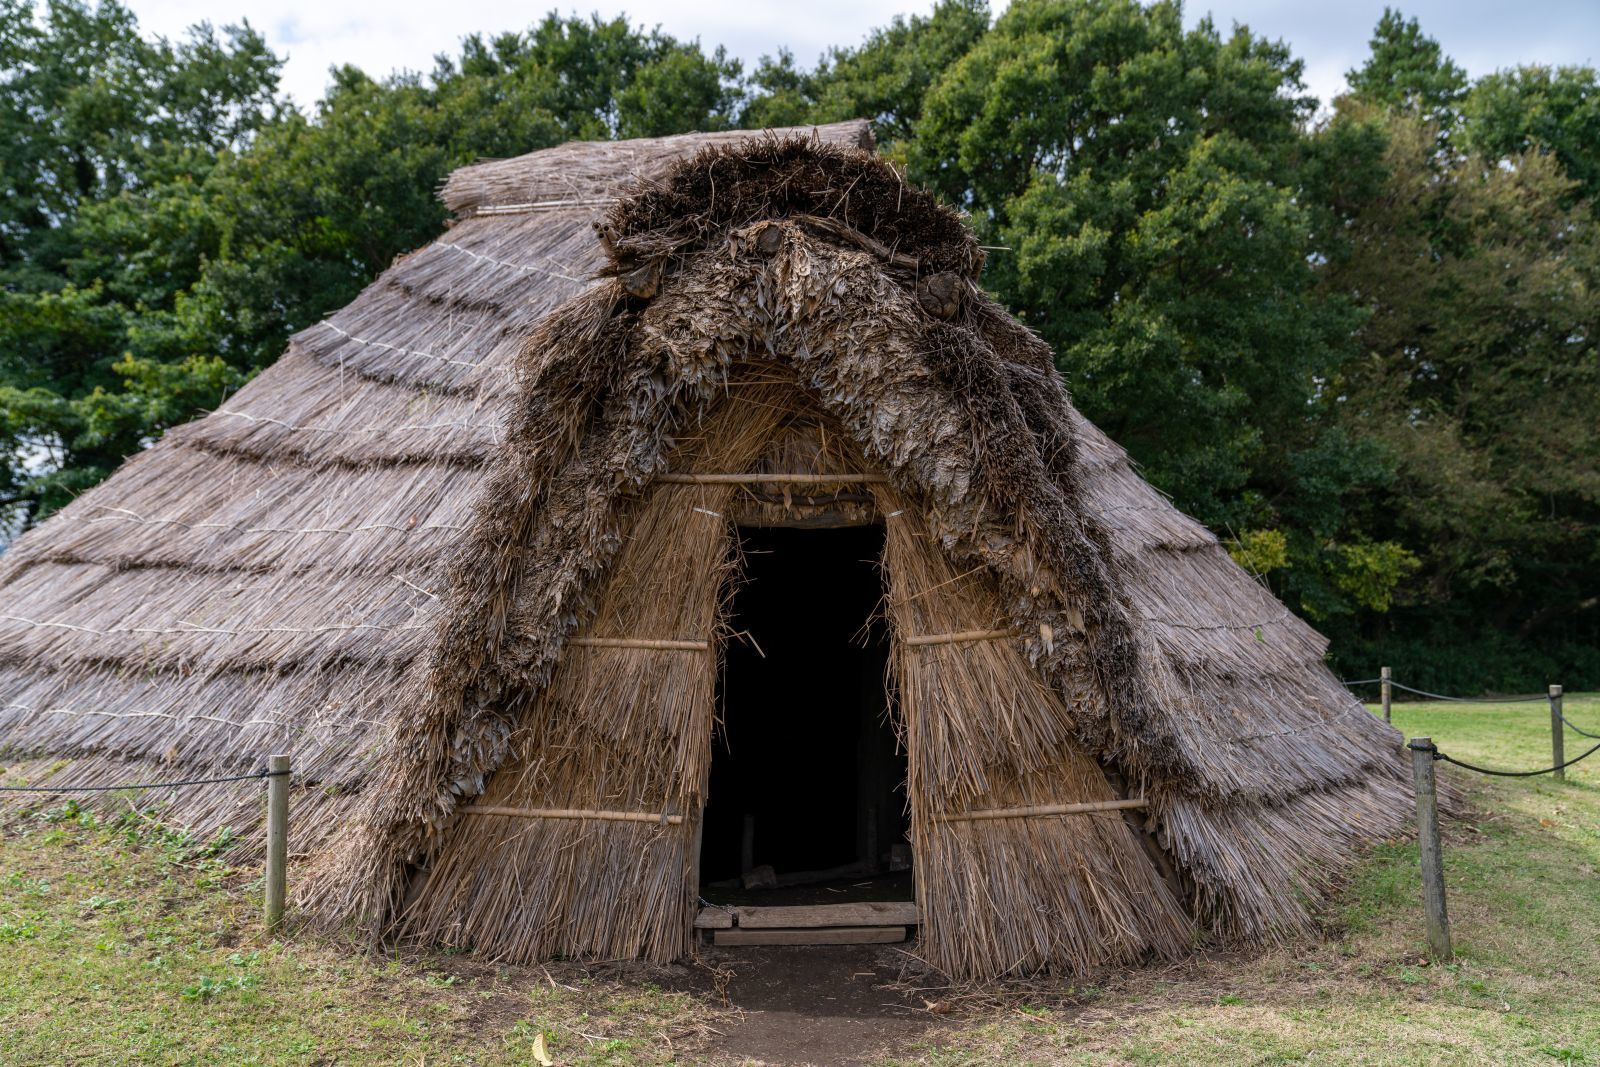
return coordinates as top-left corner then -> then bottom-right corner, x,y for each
0,120 -> 1410,979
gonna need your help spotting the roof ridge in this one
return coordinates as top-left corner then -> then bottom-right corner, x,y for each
439,119 -> 874,218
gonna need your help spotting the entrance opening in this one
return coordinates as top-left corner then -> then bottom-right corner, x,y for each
700,524 -> 909,904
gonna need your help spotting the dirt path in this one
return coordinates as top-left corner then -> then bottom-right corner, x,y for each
706,944 -> 941,1065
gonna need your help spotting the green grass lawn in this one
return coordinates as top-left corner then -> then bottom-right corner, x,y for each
3,695 -> 1598,1066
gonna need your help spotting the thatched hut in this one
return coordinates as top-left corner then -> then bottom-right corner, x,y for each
0,121 -> 1410,978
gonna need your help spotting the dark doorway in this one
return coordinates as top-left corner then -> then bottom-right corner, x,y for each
700,525 -> 909,900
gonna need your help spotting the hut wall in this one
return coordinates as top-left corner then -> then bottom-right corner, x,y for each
878,503 -> 1193,977
400,476 -> 733,961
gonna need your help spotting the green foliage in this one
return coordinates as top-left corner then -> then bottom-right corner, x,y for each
1462,64 -> 1600,209
1318,104 -> 1600,661
1227,529 -> 1289,577
1344,8 -> 1468,124
743,0 -> 990,150
1330,539 -> 1420,615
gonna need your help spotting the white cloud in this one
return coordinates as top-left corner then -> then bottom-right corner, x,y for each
124,0 -> 940,107
120,0 -> 1598,113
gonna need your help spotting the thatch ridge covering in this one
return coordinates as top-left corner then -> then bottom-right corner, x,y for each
2,120 -> 1409,978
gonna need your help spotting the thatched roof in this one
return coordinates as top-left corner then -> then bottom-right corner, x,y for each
0,120 -> 1410,978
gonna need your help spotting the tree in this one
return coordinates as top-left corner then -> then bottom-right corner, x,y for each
0,0 -> 282,527
1344,7 -> 1467,126
741,0 -> 990,150
1320,108 -> 1600,658
912,2 -> 1345,513
1463,64 -> 1600,209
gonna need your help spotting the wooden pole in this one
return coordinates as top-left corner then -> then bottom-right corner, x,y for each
264,753 -> 290,935
1550,684 -> 1565,783
1407,738 -> 1452,961
934,797 -> 1148,823
1381,666 -> 1392,724
463,805 -> 685,825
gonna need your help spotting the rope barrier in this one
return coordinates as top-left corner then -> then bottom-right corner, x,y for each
1411,738 -> 1600,778
1386,680 -> 1549,703
1561,712 -> 1600,740
0,769 -> 288,793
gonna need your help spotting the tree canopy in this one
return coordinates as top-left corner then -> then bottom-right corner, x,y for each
2,0 -> 1596,691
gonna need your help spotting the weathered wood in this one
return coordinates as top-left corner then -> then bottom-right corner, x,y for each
656,472 -> 888,485
463,805 -> 684,825
733,901 -> 919,929
916,272 -> 966,319
904,628 -> 1014,647
1408,737 -> 1453,961
789,213 -> 921,271
568,636 -> 708,651
1381,666 -> 1392,724
264,753 -> 290,935
694,907 -> 734,930
713,925 -> 907,946
687,814 -> 705,939
1550,684 -> 1566,783
935,797 -> 1148,823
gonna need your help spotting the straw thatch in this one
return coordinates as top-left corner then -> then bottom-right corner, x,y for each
0,119 -> 1412,979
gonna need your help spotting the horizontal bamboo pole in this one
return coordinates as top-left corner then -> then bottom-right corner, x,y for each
934,797 -> 1149,823
656,473 -> 888,485
567,636 -> 709,651
904,628 -> 1015,647
463,806 -> 685,825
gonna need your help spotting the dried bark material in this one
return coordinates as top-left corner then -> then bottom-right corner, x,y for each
917,272 -> 965,319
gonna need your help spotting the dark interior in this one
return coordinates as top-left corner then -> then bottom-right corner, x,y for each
699,524 -> 909,898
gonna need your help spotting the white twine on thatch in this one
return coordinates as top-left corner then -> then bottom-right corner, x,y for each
434,241 -> 585,283
469,197 -> 618,217
0,614 -> 430,638
213,409 -> 499,439
1136,609 -> 1295,632
84,505 -> 467,538
5,701 -> 370,732
392,574 -> 440,601
319,322 -> 484,372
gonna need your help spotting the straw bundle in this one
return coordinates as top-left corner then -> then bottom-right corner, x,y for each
881,502 -> 1192,976
3,122 -> 1413,978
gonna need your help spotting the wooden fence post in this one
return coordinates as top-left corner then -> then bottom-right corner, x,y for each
1381,666 -> 1392,724
1407,738 -> 1452,961
1549,685 -> 1565,783
265,753 -> 290,934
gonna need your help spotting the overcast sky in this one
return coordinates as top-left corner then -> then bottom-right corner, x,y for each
119,0 -> 1600,113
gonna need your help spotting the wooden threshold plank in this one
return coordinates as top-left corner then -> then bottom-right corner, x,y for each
713,926 -> 907,947
733,901 -> 919,929
693,907 -> 735,930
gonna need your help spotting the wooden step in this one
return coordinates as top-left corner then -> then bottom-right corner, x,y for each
694,901 -> 918,930
713,925 -> 907,946
735,901 -> 918,929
